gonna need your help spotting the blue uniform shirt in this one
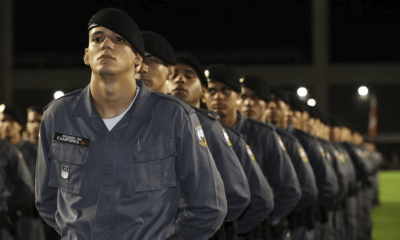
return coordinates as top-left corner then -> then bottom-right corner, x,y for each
192,107 -> 250,222
19,139 -> 38,181
234,112 -> 301,225
275,127 -> 318,213
35,80 -> 227,240
223,126 -> 274,233
289,128 -> 339,206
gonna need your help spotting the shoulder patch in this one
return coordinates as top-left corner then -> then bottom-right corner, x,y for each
298,147 -> 308,163
319,145 -> 326,157
154,92 -> 195,114
222,128 -> 232,147
195,125 -> 207,147
44,89 -> 82,111
246,144 -> 256,161
276,135 -> 287,151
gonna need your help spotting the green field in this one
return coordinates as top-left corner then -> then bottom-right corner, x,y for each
372,170 -> 400,240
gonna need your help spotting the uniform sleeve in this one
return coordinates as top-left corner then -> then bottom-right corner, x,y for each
287,140 -> 318,213
305,139 -> 339,206
233,137 -> 274,234
8,148 -> 34,206
263,131 -> 302,225
35,113 -> 60,233
174,113 -> 227,240
204,123 -> 250,222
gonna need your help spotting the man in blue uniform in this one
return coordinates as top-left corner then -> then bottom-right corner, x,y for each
203,64 -> 302,240
137,32 -> 250,240
25,106 -> 43,145
169,52 -> 274,239
35,8 -> 227,240
239,79 -> 319,240
286,95 -> 339,240
0,138 -> 34,240
0,106 -> 45,240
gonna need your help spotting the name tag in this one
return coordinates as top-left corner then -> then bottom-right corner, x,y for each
54,132 -> 90,147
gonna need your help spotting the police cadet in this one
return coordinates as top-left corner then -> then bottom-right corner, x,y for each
35,8 -> 227,240
286,94 -> 339,240
204,64 -> 302,240
0,136 -> 34,240
169,52 -> 274,239
0,106 -> 45,240
137,32 -> 250,239
25,106 -> 43,144
259,83 -> 319,240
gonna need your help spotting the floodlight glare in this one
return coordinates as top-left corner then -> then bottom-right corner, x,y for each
0,104 -> 5,113
358,86 -> 369,96
297,87 -> 308,97
54,91 -> 65,100
307,98 -> 316,107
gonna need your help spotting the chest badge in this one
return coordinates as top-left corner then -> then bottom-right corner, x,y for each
222,128 -> 232,147
299,147 -> 309,163
195,125 -> 207,147
61,165 -> 69,179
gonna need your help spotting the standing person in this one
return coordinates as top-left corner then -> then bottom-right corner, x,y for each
137,32 -> 250,240
0,106 -> 45,240
35,8 -> 227,240
203,64 -> 302,240
169,52 -> 274,239
0,138 -> 34,240
25,106 -> 43,144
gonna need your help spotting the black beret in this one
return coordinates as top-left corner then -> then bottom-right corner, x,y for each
27,105 -> 43,114
175,52 -> 207,87
270,86 -> 289,103
205,64 -> 241,92
88,8 -> 144,57
240,74 -> 271,103
1,105 -> 24,127
142,31 -> 177,65
288,93 -> 305,112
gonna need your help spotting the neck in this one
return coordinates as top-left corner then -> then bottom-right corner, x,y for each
219,110 -> 238,128
90,72 -> 137,119
7,134 -> 21,146
28,135 -> 38,144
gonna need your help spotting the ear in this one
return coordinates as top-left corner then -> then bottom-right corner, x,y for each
200,85 -> 207,103
83,48 -> 89,65
166,65 -> 176,81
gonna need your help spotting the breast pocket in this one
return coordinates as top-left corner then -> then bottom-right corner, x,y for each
131,139 -> 177,192
48,141 -> 89,195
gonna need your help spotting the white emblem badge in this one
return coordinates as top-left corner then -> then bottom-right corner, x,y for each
195,125 -> 207,147
61,165 -> 69,179
222,128 -> 232,147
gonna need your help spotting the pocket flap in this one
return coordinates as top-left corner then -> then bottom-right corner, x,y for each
132,139 -> 176,162
49,141 -> 89,165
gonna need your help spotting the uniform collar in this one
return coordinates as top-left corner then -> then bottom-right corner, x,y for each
234,111 -> 246,130
71,80 -> 153,119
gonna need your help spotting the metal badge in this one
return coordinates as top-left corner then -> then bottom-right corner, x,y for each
299,147 -> 309,163
277,136 -> 287,151
61,165 -> 69,179
222,128 -> 232,147
195,125 -> 207,147
246,145 -> 256,161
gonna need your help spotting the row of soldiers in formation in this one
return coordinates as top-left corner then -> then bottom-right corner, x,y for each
1,32 -> 383,240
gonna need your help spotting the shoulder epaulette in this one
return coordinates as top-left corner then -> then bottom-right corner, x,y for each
43,89 -> 82,111
193,107 -> 220,121
247,117 -> 275,131
153,92 -> 195,114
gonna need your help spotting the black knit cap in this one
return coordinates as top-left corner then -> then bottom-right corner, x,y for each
288,93 -> 305,112
142,31 -> 177,65
270,85 -> 289,103
240,74 -> 271,103
205,64 -> 241,92
88,8 -> 144,57
1,105 -> 24,127
175,52 -> 207,86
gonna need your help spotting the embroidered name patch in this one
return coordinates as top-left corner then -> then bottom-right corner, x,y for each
298,147 -> 308,163
246,145 -> 256,161
54,132 -> 90,147
195,125 -> 207,147
222,128 -> 232,147
61,165 -> 69,179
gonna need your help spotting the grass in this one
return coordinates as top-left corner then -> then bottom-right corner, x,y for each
371,170 -> 400,240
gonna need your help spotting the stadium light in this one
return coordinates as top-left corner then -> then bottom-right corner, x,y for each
54,91 -> 65,99
0,104 -> 5,112
307,98 -> 316,107
358,86 -> 369,96
297,87 -> 308,97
